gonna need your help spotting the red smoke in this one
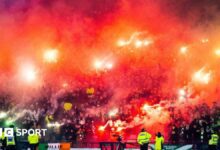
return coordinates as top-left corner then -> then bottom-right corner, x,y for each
0,0 -> 220,140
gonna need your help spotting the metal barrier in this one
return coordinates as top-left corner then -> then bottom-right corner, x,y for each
72,142 -> 100,148
99,142 -> 125,150
0,141 -> 208,150
71,142 -> 194,150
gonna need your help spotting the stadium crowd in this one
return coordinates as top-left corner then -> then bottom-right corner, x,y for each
0,84 -> 220,146
170,102 -> 220,144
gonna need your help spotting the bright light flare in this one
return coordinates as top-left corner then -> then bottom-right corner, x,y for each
116,127 -> 123,132
215,49 -> 220,56
180,46 -> 188,54
135,39 -> 152,48
118,39 -> 152,48
143,39 -> 152,46
178,88 -> 187,101
94,59 -> 113,71
94,60 -> 103,69
141,103 -> 163,117
105,62 -> 113,69
20,64 -> 37,83
142,104 -> 151,111
98,126 -> 105,131
108,108 -> 118,117
193,68 -> 211,84
117,32 -> 153,48
134,40 -> 143,48
114,120 -> 124,127
0,112 -> 7,119
62,82 -> 68,88
201,38 -> 209,43
117,39 -> 129,47
43,49 -> 58,63
179,89 -> 186,96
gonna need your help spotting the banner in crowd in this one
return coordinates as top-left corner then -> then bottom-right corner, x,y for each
38,142 -> 71,150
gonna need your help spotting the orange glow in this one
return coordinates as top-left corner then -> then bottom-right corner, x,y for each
98,126 -> 105,131
193,68 -> 211,84
215,49 -> 220,56
180,46 -> 188,54
43,49 -> 59,63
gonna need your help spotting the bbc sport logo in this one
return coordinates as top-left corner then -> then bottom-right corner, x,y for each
0,128 -> 47,137
0,128 -> 13,137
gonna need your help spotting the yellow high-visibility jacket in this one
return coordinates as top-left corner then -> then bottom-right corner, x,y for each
45,115 -> 53,124
155,136 -> 164,150
28,134 -> 39,144
137,132 -> 152,145
6,137 -> 15,146
1,132 -> 5,140
209,134 -> 219,145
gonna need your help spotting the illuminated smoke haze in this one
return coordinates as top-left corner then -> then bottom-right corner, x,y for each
1,0 -> 220,139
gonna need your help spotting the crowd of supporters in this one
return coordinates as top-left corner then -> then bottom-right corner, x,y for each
0,84 -> 219,145
170,102 -> 220,144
